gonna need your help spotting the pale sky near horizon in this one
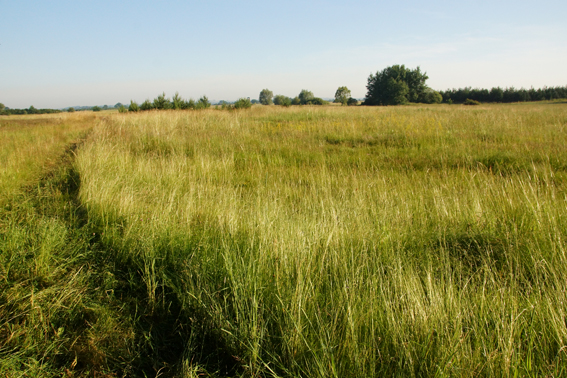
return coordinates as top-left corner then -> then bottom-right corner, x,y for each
1,0 -> 566,109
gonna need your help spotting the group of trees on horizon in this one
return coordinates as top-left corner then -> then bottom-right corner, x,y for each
258,88 -> 359,107
363,65 -> 443,105
439,85 -> 567,104
0,103 -> 62,116
127,93 -> 212,112
2,68 -> 567,116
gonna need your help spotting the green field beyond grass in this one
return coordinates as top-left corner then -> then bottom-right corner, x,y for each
2,103 -> 567,377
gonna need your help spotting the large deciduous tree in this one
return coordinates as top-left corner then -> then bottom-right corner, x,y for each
298,90 -> 314,105
334,86 -> 351,105
259,89 -> 274,105
364,65 -> 429,105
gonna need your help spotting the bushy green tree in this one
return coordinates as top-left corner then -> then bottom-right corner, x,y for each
259,89 -> 274,105
274,95 -> 292,107
140,100 -> 153,111
172,92 -> 184,110
196,96 -> 211,109
364,65 -> 428,105
309,97 -> 328,105
489,87 -> 504,102
118,105 -> 127,113
153,93 -> 171,110
298,89 -> 315,105
92,106 -> 101,112
128,101 -> 139,112
185,99 -> 196,109
67,107 -> 75,113
234,98 -> 252,109
114,102 -> 123,109
347,97 -> 359,106
420,89 -> 443,104
291,97 -> 301,105
334,86 -> 351,105
0,103 -> 5,112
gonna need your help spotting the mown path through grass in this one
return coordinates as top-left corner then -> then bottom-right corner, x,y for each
0,115 -> 239,377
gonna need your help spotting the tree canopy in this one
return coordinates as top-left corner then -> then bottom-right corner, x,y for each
259,89 -> 274,105
274,95 -> 292,107
298,90 -> 315,104
364,65 -> 429,105
334,86 -> 351,105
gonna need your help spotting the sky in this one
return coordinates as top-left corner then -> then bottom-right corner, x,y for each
1,0 -> 566,109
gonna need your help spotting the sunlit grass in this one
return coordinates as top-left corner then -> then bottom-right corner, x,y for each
0,113 -> 93,203
75,103 -> 567,376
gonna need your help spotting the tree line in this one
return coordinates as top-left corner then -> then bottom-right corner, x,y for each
0,104 -> 61,115
2,67 -> 566,116
439,86 -> 567,104
361,65 -> 567,105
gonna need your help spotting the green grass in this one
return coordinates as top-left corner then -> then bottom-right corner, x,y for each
2,103 -> 567,376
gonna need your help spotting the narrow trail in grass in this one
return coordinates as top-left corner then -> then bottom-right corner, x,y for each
0,124 -> 240,376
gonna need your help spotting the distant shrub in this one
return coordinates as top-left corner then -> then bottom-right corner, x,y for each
68,107 -> 75,113
420,89 -> 443,104
274,95 -> 292,107
463,98 -> 481,106
184,99 -> 196,109
128,101 -> 139,112
291,97 -> 301,105
118,105 -> 127,113
153,92 -> 171,110
334,86 -> 351,105
298,90 -> 315,105
308,97 -> 328,106
234,98 -> 252,109
196,96 -> 211,109
347,97 -> 359,106
171,92 -> 184,110
92,106 -> 101,112
140,100 -> 153,111
259,89 -> 274,105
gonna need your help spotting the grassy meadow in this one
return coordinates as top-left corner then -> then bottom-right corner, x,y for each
2,103 -> 567,376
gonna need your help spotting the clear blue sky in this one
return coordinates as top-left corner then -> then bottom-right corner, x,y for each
1,0 -> 566,108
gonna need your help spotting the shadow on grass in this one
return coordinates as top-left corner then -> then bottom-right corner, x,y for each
13,137 -> 241,377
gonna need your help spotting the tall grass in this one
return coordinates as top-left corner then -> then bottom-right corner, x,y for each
0,113 -> 94,203
72,103 -> 567,376
0,113 -> 141,377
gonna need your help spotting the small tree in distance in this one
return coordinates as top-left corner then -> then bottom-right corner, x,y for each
274,95 -> 292,107
334,86 -> 351,105
140,100 -> 153,111
234,98 -> 252,109
153,93 -> 171,110
197,96 -> 211,109
68,107 -> 75,113
259,89 -> 274,105
298,90 -> 315,105
129,101 -> 139,112
347,98 -> 359,106
172,92 -> 184,109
